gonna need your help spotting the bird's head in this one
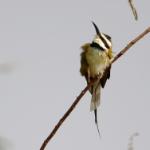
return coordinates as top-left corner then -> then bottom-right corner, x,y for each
91,21 -> 112,51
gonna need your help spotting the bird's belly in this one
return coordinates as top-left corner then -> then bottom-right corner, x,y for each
86,50 -> 110,77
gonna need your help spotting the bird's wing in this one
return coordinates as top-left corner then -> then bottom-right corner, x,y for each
80,43 -> 91,82
100,65 -> 111,88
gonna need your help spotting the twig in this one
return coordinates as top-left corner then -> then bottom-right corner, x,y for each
40,81 -> 94,150
112,27 -> 150,63
40,26 -> 150,150
128,0 -> 138,20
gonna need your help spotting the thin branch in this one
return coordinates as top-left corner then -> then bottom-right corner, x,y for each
112,27 -> 150,63
128,0 -> 138,20
40,81 -> 94,150
40,26 -> 150,150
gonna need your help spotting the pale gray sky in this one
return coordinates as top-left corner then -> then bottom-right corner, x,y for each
0,0 -> 150,150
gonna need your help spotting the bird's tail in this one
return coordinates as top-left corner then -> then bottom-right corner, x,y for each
90,80 -> 101,136
90,80 -> 101,111
94,109 -> 100,136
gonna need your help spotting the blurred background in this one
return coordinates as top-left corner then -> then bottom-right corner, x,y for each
0,0 -> 150,150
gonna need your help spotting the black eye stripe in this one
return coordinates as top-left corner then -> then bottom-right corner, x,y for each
99,34 -> 110,49
104,34 -> 111,42
90,42 -> 105,51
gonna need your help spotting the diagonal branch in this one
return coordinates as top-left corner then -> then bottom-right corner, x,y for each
40,26 -> 150,150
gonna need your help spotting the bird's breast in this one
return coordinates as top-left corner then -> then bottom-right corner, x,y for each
86,48 -> 110,77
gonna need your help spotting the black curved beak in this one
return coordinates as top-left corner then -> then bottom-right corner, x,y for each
92,21 -> 101,36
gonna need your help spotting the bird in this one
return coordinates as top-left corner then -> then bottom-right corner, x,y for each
80,21 -> 114,135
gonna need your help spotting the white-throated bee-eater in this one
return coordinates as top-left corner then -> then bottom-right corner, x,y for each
80,21 -> 114,135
